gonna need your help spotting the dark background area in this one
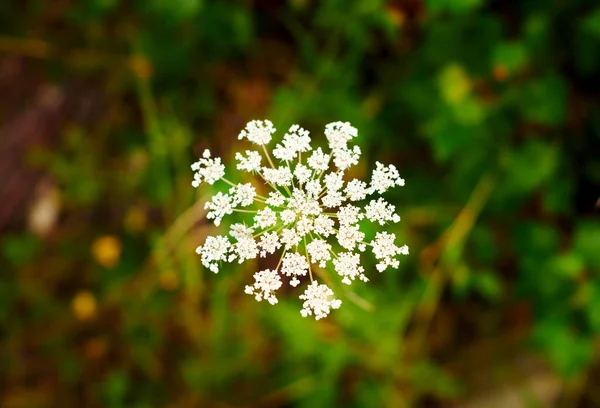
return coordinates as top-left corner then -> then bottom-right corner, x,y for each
1,0 -> 600,406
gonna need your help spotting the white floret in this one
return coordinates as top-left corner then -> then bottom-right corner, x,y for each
364,198 -> 400,225
254,207 -> 278,228
370,232 -> 409,272
306,239 -> 332,268
333,251 -> 367,284
245,269 -> 282,305
281,252 -> 309,287
230,183 -> 256,207
235,150 -> 262,172
299,281 -> 341,320
196,235 -> 230,273
191,149 -> 225,186
369,162 -> 405,194
238,120 -> 276,145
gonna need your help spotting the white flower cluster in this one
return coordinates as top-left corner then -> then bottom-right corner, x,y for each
192,120 -> 408,320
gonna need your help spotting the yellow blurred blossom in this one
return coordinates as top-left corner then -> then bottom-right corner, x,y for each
72,291 -> 97,321
92,235 -> 122,268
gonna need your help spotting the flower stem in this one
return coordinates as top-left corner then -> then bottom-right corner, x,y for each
303,236 -> 313,283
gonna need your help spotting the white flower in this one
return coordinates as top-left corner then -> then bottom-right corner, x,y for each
364,198 -> 400,225
333,145 -> 361,171
266,190 -> 286,207
370,232 -> 408,272
205,192 -> 234,226
307,147 -> 330,172
321,191 -> 345,208
299,281 -> 341,320
333,251 -> 367,284
258,231 -> 281,257
231,183 -> 256,207
294,163 -> 312,184
305,179 -> 322,198
254,207 -> 277,228
280,209 -> 296,225
273,125 -> 312,161
281,252 -> 309,287
325,121 -> 357,150
344,179 -> 369,201
306,239 -> 331,267
281,228 -> 301,249
238,120 -> 276,145
192,120 -> 408,319
262,166 -> 293,187
196,235 -> 230,273
337,204 -> 363,226
230,229 -> 258,263
337,224 -> 365,251
236,150 -> 262,172
229,223 -> 254,240
314,214 -> 335,237
245,269 -> 282,305
369,162 -> 405,194
296,216 -> 313,237
324,171 -> 344,192
191,149 -> 225,186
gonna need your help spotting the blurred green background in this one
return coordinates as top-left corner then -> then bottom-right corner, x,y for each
1,0 -> 600,406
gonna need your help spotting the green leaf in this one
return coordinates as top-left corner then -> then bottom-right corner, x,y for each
493,42 -> 528,74
513,222 -> 560,259
143,0 -> 203,23
425,0 -> 483,14
471,270 -> 502,301
548,252 -> 585,279
1,234 -> 40,266
572,221 -> 600,270
453,96 -> 485,125
503,140 -> 558,194
409,361 -> 462,397
424,116 -> 481,161
532,319 -> 594,378
438,64 -> 471,105
582,8 -> 600,38
519,74 -> 567,126
586,283 -> 600,333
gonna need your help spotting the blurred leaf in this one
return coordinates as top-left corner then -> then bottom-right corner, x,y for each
493,42 -> 528,74
582,8 -> 600,38
585,283 -> 600,333
503,140 -> 558,194
67,0 -> 119,21
410,361 -> 462,398
1,234 -> 40,266
438,64 -> 471,105
425,117 -> 481,161
471,269 -> 502,301
425,0 -> 483,15
142,0 -> 203,23
101,370 -> 129,407
519,74 -> 567,126
572,221 -> 600,270
548,252 -> 585,279
453,96 -> 485,125
532,319 -> 594,378
543,174 -> 574,214
513,222 -> 560,259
